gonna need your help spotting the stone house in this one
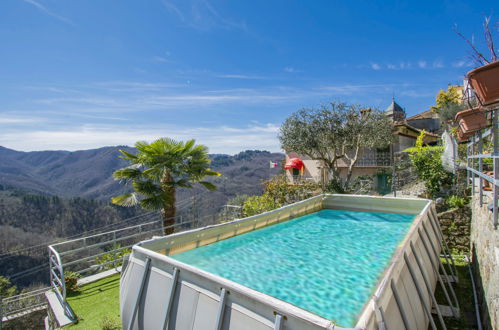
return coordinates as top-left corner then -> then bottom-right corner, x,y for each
284,99 -> 439,192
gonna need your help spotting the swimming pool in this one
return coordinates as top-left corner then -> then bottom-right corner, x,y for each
172,209 -> 415,326
120,194 -> 445,330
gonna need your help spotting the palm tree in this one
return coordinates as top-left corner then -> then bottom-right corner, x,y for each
111,138 -> 220,235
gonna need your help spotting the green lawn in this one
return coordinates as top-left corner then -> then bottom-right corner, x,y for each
66,273 -> 121,329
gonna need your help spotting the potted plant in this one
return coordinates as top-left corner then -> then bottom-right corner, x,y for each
467,60 -> 499,106
455,107 -> 487,134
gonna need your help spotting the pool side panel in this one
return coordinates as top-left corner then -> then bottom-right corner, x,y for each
355,201 -> 441,330
322,194 -> 430,215
121,245 -> 336,330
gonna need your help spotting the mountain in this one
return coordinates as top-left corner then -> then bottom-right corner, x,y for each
0,146 -> 134,200
0,146 -> 284,202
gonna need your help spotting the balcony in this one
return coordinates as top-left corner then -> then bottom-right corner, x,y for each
354,150 -> 392,167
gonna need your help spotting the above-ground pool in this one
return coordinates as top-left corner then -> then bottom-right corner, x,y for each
120,194 -> 445,330
172,209 -> 415,326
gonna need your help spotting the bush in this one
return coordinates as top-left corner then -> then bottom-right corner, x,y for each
0,275 -> 17,298
408,131 -> 453,198
263,175 -> 320,205
447,195 -> 468,209
100,316 -> 121,330
96,244 -> 131,271
241,175 -> 321,217
350,175 -> 375,194
64,271 -> 81,294
324,178 -> 345,194
242,194 -> 281,217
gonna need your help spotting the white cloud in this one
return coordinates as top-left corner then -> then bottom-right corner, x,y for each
433,60 -> 444,68
22,0 -> 73,25
151,56 -> 170,63
284,67 -> 300,73
370,63 -> 381,70
216,74 -> 267,79
0,115 -> 44,124
161,0 -> 247,32
0,123 -> 281,154
417,60 -> 427,68
452,60 -> 472,68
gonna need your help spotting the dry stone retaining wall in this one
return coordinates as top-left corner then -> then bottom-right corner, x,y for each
437,206 -> 471,253
470,193 -> 499,330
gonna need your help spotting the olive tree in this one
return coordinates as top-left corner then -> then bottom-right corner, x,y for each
279,102 -> 393,187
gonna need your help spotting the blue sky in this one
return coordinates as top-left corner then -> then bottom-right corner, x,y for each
0,0 -> 497,154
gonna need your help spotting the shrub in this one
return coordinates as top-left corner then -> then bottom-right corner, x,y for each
96,244 -> 131,271
408,131 -> 453,198
263,175 -> 320,205
324,178 -> 345,194
241,175 -> 321,217
64,271 -> 81,294
242,194 -> 281,217
350,175 -> 375,194
100,316 -> 121,330
0,275 -> 17,298
447,195 -> 468,209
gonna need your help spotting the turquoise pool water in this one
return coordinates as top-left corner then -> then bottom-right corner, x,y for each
172,209 -> 415,326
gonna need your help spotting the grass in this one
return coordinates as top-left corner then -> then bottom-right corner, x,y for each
66,273 -> 121,329
432,256 -> 477,330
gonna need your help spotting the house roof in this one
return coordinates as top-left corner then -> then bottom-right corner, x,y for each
406,109 -> 438,121
385,98 -> 405,116
393,121 -> 440,137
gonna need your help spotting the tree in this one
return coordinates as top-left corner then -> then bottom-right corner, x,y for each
430,85 -> 467,125
455,15 -> 498,67
279,102 -> 393,187
0,275 -> 17,298
111,138 -> 220,235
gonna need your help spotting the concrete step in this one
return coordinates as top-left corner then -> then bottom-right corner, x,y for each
45,290 -> 77,328
441,274 -> 459,283
432,304 -> 460,318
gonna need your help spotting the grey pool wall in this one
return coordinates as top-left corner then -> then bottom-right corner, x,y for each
120,194 -> 440,330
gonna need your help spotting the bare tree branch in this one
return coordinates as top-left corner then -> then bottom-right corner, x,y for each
454,25 -> 490,66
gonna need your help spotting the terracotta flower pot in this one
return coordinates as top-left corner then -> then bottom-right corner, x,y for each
467,60 -> 499,106
456,126 -> 475,141
455,107 -> 487,133
483,171 -> 494,191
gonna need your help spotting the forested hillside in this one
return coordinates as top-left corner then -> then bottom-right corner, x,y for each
0,146 -> 283,201
0,186 -> 146,286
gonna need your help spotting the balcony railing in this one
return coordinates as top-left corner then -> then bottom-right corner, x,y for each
355,150 -> 392,167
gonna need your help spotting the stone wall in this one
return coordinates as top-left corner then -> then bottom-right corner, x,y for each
470,192 -> 499,330
437,206 -> 471,253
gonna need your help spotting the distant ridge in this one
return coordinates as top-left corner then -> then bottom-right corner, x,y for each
0,146 -> 284,201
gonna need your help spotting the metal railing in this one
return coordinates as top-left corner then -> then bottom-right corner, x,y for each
47,211 -> 224,315
355,150 -> 392,167
0,287 -> 48,326
466,108 -> 499,228
48,246 -> 66,301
